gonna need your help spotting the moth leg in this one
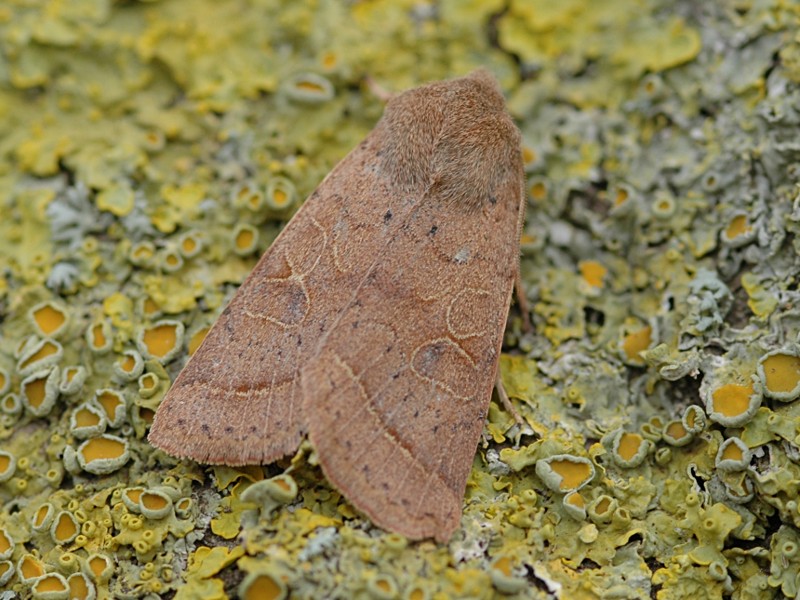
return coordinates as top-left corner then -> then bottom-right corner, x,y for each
515,270 -> 533,334
363,76 -> 394,103
495,371 -> 534,447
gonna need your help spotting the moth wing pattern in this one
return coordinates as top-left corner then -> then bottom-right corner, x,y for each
302,71 -> 524,541
149,126 -> 411,465
150,70 -> 525,542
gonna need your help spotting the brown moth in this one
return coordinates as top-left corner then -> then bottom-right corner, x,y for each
149,70 -> 525,542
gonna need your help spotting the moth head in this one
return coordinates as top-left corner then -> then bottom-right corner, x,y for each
379,70 -> 522,210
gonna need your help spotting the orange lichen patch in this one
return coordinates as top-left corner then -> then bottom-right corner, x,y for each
23,375 -> 47,409
0,454 -> 11,475
579,260 -> 607,288
665,421 -> 688,439
0,394 -> 18,413
242,573 -> 284,600
87,554 -> 111,581
125,489 -> 143,504
0,370 -> 6,392
68,572 -> 93,599
0,561 -> 10,579
96,390 -> 124,422
616,433 -> 644,461
275,478 -> 294,494
176,498 -> 192,511
64,367 -> 79,383
493,556 -> 513,577
53,512 -> 78,543
0,528 -> 11,555
271,188 -> 289,208
188,327 -> 209,355
19,554 -> 45,579
181,236 -> 198,255
118,354 -> 137,373
19,340 -> 60,371
141,323 -> 179,358
566,491 -> 585,508
33,505 -> 52,529
140,373 -> 158,391
684,406 -> 701,430
721,442 -> 744,462
594,497 -> 612,514
654,197 -> 672,213
321,50 -> 337,70
407,588 -> 425,600
33,573 -> 68,593
622,326 -> 652,363
141,492 -> 168,511
373,578 -> 395,595
614,186 -> 629,206
235,226 -> 256,252
32,304 -> 67,336
164,252 -> 182,269
91,323 -> 107,348
73,407 -> 101,430
142,297 -> 160,317
131,243 -> 154,262
522,146 -> 537,165
724,215 -> 751,240
80,437 -> 126,462
236,185 -> 260,206
549,459 -> 592,490
530,180 -> 547,201
712,383 -> 754,417
761,353 -> 800,395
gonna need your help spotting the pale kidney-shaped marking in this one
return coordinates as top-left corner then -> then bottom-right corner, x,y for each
284,217 -> 327,276
447,288 -> 493,339
246,277 -> 309,328
410,338 -> 476,400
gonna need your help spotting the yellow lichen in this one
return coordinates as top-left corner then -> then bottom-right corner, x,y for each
665,421 -> 688,439
53,511 -> 78,543
761,353 -> 800,395
23,376 -> 47,409
80,436 -> 126,462
242,573 -> 285,600
550,459 -> 592,490
622,325 -> 652,363
34,573 -> 68,593
19,554 -> 45,579
0,529 -> 11,554
712,383 -> 753,417
141,492 -> 168,511
73,407 -> 101,428
31,303 -> 67,335
68,572 -> 93,600
721,442 -> 743,462
141,323 -> 179,358
579,260 -> 607,288
189,327 -> 210,355
725,215 -> 751,240
616,432 -> 644,461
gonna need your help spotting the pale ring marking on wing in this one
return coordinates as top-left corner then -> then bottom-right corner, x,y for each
409,337 -> 476,401
284,217 -> 327,276
446,287 -> 492,339
243,275 -> 310,328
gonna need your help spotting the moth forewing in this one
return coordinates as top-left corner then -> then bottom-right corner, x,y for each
149,70 -> 525,542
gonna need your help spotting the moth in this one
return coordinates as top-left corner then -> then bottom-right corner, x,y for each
149,70 -> 525,542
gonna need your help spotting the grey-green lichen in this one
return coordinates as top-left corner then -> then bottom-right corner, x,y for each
1,0 -> 800,599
